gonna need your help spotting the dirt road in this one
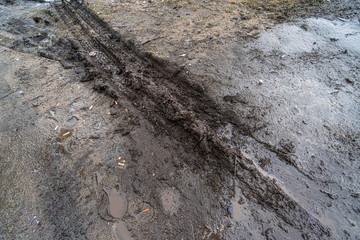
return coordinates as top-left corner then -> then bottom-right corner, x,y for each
0,0 -> 359,239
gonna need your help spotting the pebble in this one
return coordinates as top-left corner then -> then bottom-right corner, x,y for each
89,51 -> 97,57
300,24 -> 309,31
351,192 -> 360,198
235,16 -> 242,25
345,78 -> 354,84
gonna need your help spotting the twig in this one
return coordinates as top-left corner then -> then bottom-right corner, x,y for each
141,36 -> 165,45
0,91 -> 14,101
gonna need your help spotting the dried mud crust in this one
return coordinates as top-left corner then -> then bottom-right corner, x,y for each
54,1 -> 332,238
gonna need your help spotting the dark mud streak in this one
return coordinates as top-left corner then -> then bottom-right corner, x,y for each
55,1 -> 331,238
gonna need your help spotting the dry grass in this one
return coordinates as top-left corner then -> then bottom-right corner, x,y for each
162,0 -> 325,20
238,0 -> 324,19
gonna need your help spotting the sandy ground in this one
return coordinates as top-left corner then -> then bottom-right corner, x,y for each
0,0 -> 359,239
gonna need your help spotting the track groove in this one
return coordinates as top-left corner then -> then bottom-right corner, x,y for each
55,1 -> 332,238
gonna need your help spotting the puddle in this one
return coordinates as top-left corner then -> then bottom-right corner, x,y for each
114,222 -> 133,240
98,186 -> 133,239
106,187 -> 127,219
106,187 -> 133,240
98,186 -> 128,221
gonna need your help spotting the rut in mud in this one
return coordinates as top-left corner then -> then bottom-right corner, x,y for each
52,1 -> 331,238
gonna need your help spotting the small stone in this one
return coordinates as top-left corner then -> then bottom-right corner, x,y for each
235,16 -> 242,25
351,192 -> 360,198
110,108 -> 118,115
258,80 -> 263,85
320,190 -> 339,200
227,222 -> 234,228
300,24 -> 309,31
345,78 -> 354,84
205,35 -> 213,41
89,51 -> 97,57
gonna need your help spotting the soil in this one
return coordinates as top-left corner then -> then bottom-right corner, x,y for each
0,0 -> 359,240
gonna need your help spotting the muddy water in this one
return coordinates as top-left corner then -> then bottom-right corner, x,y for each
103,187 -> 133,240
115,222 -> 133,240
106,188 -> 127,219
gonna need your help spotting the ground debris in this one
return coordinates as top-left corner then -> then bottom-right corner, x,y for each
320,189 -> 339,200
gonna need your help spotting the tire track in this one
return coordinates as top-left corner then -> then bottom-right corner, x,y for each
55,1 -> 332,238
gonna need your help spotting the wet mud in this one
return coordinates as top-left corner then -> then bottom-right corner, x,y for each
0,0 -> 359,239
54,0 -> 331,238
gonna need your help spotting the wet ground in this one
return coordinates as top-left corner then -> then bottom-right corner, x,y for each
0,0 -> 359,239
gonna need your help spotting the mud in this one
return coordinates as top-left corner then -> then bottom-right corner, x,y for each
115,222 -> 133,240
0,0 -> 359,240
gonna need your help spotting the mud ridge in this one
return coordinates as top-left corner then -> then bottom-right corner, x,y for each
54,0 -> 331,238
